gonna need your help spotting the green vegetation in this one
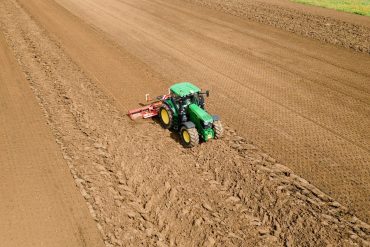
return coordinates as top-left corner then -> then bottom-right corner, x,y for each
291,0 -> 370,16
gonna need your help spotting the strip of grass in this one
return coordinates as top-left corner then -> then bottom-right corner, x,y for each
291,0 -> 370,16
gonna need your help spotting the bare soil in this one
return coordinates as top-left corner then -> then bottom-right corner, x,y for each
53,0 -> 370,222
0,0 -> 369,246
0,21 -> 104,247
185,0 -> 370,54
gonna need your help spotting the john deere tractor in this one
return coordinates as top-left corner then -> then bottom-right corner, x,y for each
128,82 -> 223,148
158,82 -> 223,147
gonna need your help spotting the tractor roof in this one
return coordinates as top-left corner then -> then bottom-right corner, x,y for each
170,82 -> 201,97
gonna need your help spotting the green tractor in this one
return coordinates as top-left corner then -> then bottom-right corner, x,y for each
128,82 -> 223,148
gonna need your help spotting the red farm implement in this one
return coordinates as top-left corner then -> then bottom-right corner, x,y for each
128,94 -> 170,120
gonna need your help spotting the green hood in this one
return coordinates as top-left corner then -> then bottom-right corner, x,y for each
188,104 -> 213,123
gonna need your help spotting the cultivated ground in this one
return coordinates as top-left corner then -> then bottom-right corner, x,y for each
0,0 -> 369,246
0,21 -> 104,247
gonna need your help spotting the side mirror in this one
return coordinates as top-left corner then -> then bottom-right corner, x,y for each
206,90 -> 210,97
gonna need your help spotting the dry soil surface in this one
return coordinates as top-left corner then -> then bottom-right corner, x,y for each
0,0 -> 370,246
185,0 -> 370,53
53,0 -> 370,221
0,23 -> 104,247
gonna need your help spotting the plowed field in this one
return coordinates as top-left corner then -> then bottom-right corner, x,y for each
0,0 -> 369,246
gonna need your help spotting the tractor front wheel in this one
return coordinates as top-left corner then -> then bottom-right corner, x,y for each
159,104 -> 173,129
213,120 -> 224,139
180,126 -> 199,148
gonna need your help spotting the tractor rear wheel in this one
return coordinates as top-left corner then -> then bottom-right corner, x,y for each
159,104 -> 173,129
180,126 -> 199,148
213,120 -> 224,139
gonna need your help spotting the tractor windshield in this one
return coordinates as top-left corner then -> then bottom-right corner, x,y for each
191,93 -> 200,105
179,93 -> 199,106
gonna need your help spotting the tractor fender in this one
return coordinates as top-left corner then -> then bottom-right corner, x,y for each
212,115 -> 220,122
182,121 -> 196,129
163,100 -> 177,117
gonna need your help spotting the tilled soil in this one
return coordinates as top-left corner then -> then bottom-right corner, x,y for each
1,0 -> 369,246
185,0 -> 370,54
0,30 -> 104,247
53,0 -> 370,222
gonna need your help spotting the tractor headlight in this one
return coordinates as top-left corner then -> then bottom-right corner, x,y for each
203,121 -> 212,129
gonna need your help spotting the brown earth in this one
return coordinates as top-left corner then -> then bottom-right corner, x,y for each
0,0 -> 369,246
51,0 -> 370,221
185,0 -> 370,54
0,23 -> 104,247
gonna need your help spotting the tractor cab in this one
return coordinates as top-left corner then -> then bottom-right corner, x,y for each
169,82 -> 205,109
168,82 -> 208,123
159,82 -> 223,147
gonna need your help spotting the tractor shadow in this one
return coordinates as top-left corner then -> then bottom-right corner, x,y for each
169,132 -> 182,145
152,117 -> 183,146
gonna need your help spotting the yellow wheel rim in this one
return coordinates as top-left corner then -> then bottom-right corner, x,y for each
161,109 -> 169,125
182,129 -> 191,143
